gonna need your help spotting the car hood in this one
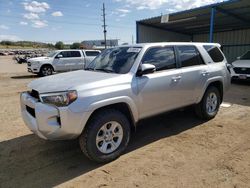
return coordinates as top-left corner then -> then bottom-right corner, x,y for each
29,56 -> 52,62
28,70 -> 131,93
232,60 -> 250,68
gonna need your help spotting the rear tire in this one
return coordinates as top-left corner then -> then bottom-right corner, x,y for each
39,65 -> 53,77
79,109 -> 131,163
195,86 -> 221,120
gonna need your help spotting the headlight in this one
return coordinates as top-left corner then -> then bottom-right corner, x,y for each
32,61 -> 40,65
40,90 -> 78,107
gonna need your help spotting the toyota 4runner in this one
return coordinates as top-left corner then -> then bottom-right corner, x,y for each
20,43 -> 231,162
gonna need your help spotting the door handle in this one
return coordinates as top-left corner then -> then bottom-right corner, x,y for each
201,70 -> 210,76
172,76 -> 182,82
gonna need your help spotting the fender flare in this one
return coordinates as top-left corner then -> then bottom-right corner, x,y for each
86,96 -> 139,123
196,76 -> 224,103
39,64 -> 55,72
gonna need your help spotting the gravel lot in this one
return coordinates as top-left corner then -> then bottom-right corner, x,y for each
0,56 -> 250,188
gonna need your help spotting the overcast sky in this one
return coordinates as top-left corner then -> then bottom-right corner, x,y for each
0,0 -> 226,44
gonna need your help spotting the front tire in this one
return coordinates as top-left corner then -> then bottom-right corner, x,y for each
195,86 -> 221,120
79,109 -> 131,163
39,65 -> 53,76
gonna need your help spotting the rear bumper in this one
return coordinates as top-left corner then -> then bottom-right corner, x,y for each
20,92 -> 89,140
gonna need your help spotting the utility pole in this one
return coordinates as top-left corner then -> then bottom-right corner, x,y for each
102,3 -> 107,49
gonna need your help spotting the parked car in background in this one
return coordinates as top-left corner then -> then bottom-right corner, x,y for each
230,50 -> 250,80
20,42 -> 230,163
27,49 -> 101,76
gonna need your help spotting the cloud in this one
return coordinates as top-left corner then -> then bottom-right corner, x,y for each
51,11 -> 63,17
23,12 -> 39,20
115,0 -> 224,11
137,6 -> 147,10
20,21 -> 28,25
0,25 -> 9,30
22,1 -> 49,28
31,20 -> 48,28
0,35 -> 21,41
23,1 -> 50,13
116,8 -> 131,13
119,14 -> 127,17
114,8 -> 131,18
115,0 -> 167,10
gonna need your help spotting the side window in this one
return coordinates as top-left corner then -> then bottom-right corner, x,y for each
85,51 -> 100,56
141,47 -> 176,71
58,51 -> 69,58
203,45 -> 224,62
70,51 -> 81,57
177,46 -> 205,67
58,51 -> 81,58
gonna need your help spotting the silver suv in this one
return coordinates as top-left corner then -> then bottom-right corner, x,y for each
20,43 -> 231,162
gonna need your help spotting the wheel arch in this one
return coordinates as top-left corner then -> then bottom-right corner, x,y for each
199,79 -> 224,104
84,102 -> 137,133
207,81 -> 223,102
39,64 -> 55,72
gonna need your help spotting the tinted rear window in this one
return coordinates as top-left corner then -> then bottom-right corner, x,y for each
71,51 -> 81,57
85,51 -> 100,56
59,51 -> 81,58
177,46 -> 205,67
203,45 -> 224,62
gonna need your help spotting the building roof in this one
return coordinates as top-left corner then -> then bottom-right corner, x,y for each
137,0 -> 250,35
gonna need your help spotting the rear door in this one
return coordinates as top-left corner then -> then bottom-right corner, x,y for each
176,45 -> 209,105
84,50 -> 101,67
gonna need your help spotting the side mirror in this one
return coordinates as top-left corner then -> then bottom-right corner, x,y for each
56,54 -> 63,59
137,63 -> 156,76
237,56 -> 241,60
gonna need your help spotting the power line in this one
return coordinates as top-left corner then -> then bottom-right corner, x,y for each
0,14 -> 134,29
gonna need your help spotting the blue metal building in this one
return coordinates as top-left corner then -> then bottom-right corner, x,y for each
136,0 -> 250,62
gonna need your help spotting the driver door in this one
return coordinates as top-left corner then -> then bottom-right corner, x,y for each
136,46 -> 183,118
53,51 -> 80,72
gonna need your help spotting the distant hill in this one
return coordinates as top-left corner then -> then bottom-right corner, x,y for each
0,41 -> 55,49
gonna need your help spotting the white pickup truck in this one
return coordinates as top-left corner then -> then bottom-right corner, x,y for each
27,49 -> 101,76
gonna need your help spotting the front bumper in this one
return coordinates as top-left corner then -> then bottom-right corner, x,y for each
230,67 -> 250,80
27,63 -> 40,73
20,92 -> 88,140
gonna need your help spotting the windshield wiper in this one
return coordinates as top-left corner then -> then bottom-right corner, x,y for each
94,68 -> 115,73
84,67 -> 95,71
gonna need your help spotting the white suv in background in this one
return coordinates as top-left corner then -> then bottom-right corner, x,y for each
27,49 -> 101,76
230,50 -> 250,80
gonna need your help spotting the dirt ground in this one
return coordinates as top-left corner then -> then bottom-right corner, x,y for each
0,56 -> 250,188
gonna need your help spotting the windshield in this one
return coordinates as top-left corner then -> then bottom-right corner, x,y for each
85,47 -> 141,74
240,51 -> 250,60
47,51 -> 58,57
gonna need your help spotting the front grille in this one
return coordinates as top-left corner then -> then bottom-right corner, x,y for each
27,61 -> 31,66
30,90 -> 40,100
233,67 -> 250,74
26,106 -> 36,118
